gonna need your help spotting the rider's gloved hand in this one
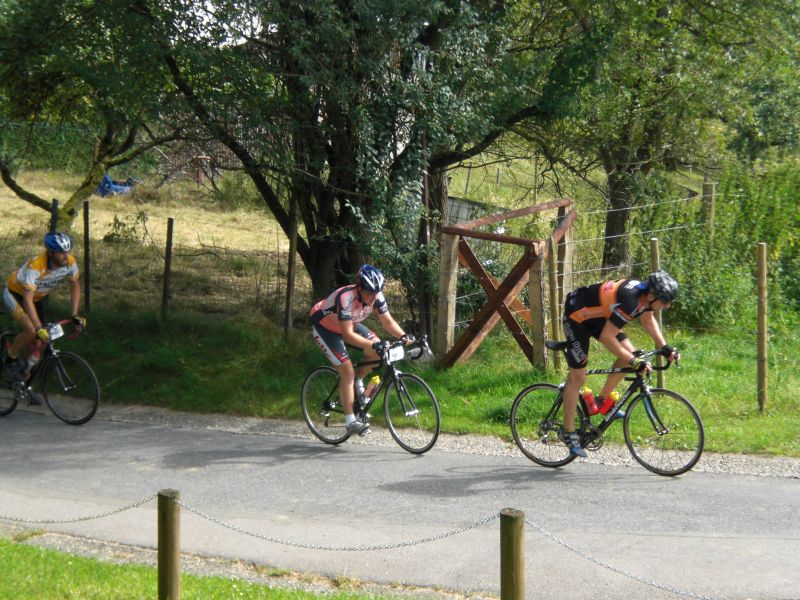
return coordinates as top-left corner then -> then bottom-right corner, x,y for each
629,355 -> 651,373
35,327 -> 50,342
72,314 -> 87,333
372,340 -> 385,354
660,344 -> 679,361
401,333 -> 415,345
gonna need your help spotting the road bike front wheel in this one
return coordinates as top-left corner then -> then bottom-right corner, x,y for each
623,388 -> 704,476
510,383 -> 580,468
300,366 -> 350,445
41,352 -> 100,425
383,373 -> 440,454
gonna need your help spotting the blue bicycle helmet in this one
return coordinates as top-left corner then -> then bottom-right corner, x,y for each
356,264 -> 385,293
44,232 -> 73,253
646,270 -> 679,302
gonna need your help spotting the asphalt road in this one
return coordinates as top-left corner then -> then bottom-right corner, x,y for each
1,407 -> 798,599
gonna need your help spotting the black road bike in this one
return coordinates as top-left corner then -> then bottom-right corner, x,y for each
0,320 -> 100,425
301,335 -> 440,454
510,342 -> 704,476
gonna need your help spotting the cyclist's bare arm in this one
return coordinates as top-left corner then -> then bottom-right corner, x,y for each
340,320 -> 376,352
377,311 -> 406,340
598,321 -> 636,364
68,278 -> 81,318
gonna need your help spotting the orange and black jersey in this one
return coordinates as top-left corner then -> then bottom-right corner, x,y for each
565,279 -> 649,336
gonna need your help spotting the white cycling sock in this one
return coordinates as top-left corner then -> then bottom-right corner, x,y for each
345,413 -> 356,425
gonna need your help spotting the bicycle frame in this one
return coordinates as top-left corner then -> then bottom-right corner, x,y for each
543,350 -> 672,444
355,337 -> 429,418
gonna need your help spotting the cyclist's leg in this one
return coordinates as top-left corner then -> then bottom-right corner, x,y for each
4,290 -> 42,360
598,331 -> 633,398
352,324 -> 379,381
561,317 -> 589,432
312,324 -> 358,418
562,317 -> 590,457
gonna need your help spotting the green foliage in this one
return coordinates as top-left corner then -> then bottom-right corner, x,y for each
630,162 -> 799,328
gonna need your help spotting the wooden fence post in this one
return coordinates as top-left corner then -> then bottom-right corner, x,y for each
528,253 -> 546,369
702,180 -> 716,243
464,167 -> 471,194
434,233 -> 459,358
650,238 -> 664,387
158,489 -> 180,600
547,238 -> 561,372
83,200 -> 91,314
162,218 -> 174,319
757,242 -> 768,413
500,508 -> 524,600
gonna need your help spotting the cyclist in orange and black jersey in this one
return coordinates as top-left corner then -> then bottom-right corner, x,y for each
560,271 -> 681,457
309,264 -> 411,437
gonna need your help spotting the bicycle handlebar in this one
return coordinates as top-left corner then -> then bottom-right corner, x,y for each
48,319 -> 85,341
375,334 -> 430,362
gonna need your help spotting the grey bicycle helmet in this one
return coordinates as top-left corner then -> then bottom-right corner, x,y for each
646,270 -> 679,302
356,264 -> 385,293
44,232 -> 73,253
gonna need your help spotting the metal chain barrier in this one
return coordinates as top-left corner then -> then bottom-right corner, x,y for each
177,499 -> 499,552
525,517 -> 719,600
0,494 -> 157,525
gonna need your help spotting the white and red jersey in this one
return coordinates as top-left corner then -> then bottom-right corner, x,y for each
309,284 -> 388,334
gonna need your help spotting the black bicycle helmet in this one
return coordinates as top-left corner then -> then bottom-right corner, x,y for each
646,270 -> 679,302
44,232 -> 73,253
356,264 -> 385,293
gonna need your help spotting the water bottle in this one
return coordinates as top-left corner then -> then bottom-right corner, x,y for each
598,390 -> 621,415
364,375 -> 381,400
25,345 -> 42,374
581,386 -> 600,415
353,378 -> 366,407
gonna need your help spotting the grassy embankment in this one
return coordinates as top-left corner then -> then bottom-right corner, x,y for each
0,169 -> 797,458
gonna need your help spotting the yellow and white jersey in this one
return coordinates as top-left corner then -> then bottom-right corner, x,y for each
6,252 -> 79,301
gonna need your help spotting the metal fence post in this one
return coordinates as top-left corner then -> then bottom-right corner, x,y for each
500,508 -> 524,600
158,489 -> 180,600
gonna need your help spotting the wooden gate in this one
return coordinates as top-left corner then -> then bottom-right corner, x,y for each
435,198 -> 575,369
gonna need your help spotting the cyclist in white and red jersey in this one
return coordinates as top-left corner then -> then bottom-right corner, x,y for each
309,264 -> 411,436
560,271 -> 681,457
2,232 -> 86,383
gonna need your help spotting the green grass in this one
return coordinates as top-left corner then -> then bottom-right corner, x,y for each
0,537 -> 388,599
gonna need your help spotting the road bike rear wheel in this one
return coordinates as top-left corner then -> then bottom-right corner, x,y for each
300,366 -> 350,445
510,383 -> 580,467
383,373 -> 440,454
41,351 -> 100,425
623,388 -> 704,476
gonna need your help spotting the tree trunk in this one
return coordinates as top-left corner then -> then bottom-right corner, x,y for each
602,169 -> 634,269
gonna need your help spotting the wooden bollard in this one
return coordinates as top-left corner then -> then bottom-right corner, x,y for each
500,508 -> 524,600
158,489 -> 180,600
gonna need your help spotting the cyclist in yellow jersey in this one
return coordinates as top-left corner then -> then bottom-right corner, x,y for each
2,232 -> 86,384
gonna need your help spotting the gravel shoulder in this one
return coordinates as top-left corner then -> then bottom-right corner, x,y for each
3,404 -> 798,598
